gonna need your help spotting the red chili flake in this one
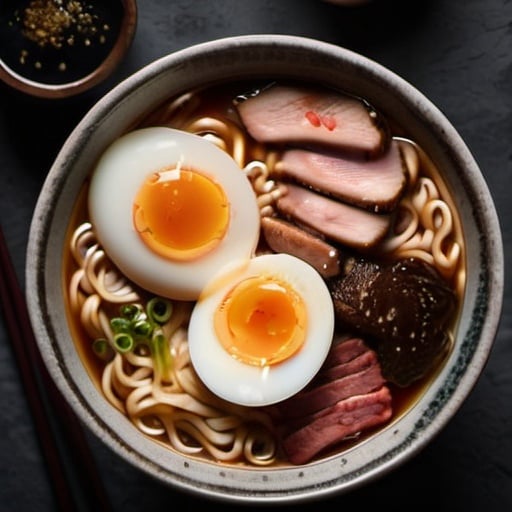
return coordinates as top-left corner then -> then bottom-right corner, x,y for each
321,115 -> 336,131
305,110 -> 321,127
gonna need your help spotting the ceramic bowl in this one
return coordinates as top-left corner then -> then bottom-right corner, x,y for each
26,35 -> 504,504
0,0 -> 137,99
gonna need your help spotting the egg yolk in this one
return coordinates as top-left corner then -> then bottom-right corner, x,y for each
133,167 -> 230,261
214,275 -> 307,367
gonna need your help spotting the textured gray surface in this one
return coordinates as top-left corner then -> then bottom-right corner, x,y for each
0,0 -> 510,510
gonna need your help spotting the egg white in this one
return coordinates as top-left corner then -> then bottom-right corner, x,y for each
188,253 -> 335,407
88,127 -> 261,301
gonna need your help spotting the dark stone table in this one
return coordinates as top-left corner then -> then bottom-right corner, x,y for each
1,0 -> 510,509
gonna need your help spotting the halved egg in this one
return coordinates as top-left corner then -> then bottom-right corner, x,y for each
188,253 -> 335,407
88,127 -> 260,300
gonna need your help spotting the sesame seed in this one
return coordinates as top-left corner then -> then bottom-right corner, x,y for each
14,0 -> 113,74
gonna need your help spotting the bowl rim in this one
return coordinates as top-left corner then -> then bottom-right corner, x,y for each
0,0 -> 137,99
26,34 -> 505,504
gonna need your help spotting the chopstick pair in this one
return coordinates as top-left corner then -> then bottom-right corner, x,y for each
0,225 -> 112,512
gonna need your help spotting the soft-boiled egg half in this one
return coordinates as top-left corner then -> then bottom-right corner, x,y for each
188,253 -> 335,407
88,127 -> 260,300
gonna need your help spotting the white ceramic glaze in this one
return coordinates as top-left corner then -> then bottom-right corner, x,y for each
25,35 -> 504,504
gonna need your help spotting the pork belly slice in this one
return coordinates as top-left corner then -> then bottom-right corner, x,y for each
276,183 -> 391,250
328,257 -> 456,386
274,139 -> 406,213
275,361 -> 386,419
282,386 -> 393,465
261,216 -> 341,278
236,84 -> 388,157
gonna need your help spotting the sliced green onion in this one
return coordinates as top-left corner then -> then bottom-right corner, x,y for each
120,303 -> 143,320
150,330 -> 173,381
147,297 -> 173,324
92,338 -> 114,361
133,319 -> 152,337
114,332 -> 134,353
104,299 -> 175,363
110,317 -> 131,333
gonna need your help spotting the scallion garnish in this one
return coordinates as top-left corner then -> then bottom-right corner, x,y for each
150,330 -> 173,382
114,332 -> 134,353
92,338 -> 114,361
110,316 -> 131,333
120,303 -> 143,321
102,298 -> 175,379
147,297 -> 173,324
133,319 -> 152,337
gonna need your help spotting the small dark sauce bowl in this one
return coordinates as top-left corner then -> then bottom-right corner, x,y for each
0,0 -> 137,99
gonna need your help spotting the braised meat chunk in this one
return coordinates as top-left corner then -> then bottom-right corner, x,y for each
328,257 -> 456,386
261,216 -> 341,278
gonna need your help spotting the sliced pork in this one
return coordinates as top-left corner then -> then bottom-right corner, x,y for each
276,183 -> 391,250
317,347 -> 379,385
282,387 -> 392,465
328,257 -> 456,386
236,84 -> 389,158
274,337 -> 392,465
261,216 -> 341,278
273,139 -> 406,213
275,358 -> 386,419
322,336 -> 369,368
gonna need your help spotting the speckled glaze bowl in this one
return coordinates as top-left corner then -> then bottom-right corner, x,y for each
26,35 -> 504,504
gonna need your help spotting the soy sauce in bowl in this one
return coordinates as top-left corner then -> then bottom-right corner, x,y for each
0,0 -> 136,98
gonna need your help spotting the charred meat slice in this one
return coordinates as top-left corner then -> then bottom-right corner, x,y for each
274,140 -> 406,213
261,216 -> 341,278
276,183 -> 391,250
236,84 -> 389,158
328,257 -> 457,386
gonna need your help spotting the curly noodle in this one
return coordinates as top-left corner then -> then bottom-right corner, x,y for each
69,223 -> 277,466
382,140 -> 463,294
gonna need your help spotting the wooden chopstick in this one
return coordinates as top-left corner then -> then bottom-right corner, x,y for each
0,225 -> 112,512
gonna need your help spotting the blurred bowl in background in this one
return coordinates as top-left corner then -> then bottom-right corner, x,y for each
322,0 -> 373,5
26,35 -> 503,504
0,0 -> 137,99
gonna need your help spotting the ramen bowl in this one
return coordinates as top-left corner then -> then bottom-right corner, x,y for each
26,35 -> 503,504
